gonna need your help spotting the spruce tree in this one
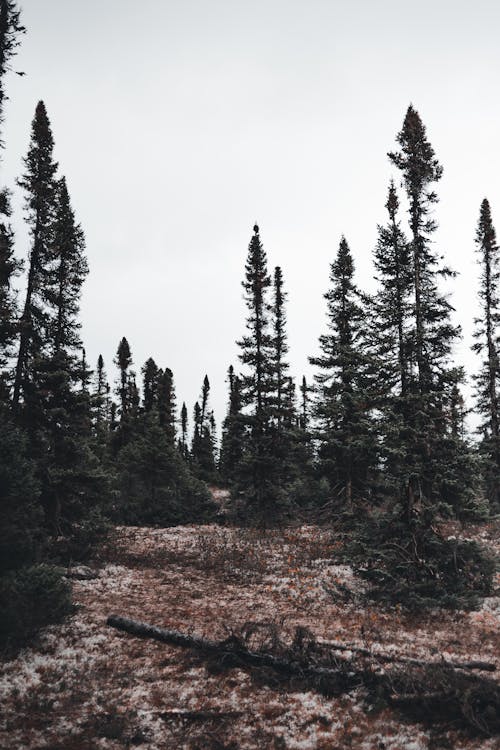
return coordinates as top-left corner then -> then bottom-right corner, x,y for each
114,337 -> 132,419
142,357 -> 159,412
235,224 -> 283,519
180,401 -> 188,458
472,198 -> 500,510
0,1 -> 24,139
191,375 -> 217,481
0,0 -> 20,399
369,180 -> 414,500
29,176 -> 106,538
388,104 -> 462,515
13,101 -> 58,406
0,169 -> 17,401
220,364 -> 245,483
158,367 -> 176,444
310,237 -> 376,509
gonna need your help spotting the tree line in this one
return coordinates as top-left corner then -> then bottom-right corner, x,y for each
0,1 -> 497,645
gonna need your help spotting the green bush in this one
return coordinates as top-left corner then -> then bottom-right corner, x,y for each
0,564 -> 73,648
0,417 -> 44,574
342,511 -> 496,610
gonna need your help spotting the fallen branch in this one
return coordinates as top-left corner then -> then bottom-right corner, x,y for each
318,638 -> 496,672
106,615 -> 360,692
106,615 -> 500,737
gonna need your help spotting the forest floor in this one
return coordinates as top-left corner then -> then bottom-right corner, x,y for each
1,515 -> 499,750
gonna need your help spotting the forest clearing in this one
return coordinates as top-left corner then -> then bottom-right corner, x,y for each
1,517 -> 499,750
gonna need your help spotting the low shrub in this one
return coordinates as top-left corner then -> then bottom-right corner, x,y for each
0,564 -> 73,648
341,511 -> 496,610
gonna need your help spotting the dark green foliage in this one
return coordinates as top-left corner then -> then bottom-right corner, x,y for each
234,225 -> 291,522
13,101 -> 58,406
0,189 -> 17,401
0,1 -> 24,140
310,237 -> 377,509
343,511 -> 495,610
142,357 -> 159,412
388,104 -> 463,516
473,198 -> 500,511
0,412 -> 43,573
179,400 -> 189,458
115,415 -> 216,526
93,353 -> 111,447
0,564 -> 72,647
0,2 -> 23,402
114,336 -> 132,418
191,374 -> 218,481
158,367 -> 176,445
220,365 -> 245,482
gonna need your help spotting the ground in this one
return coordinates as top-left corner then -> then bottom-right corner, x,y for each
0,520 -> 499,750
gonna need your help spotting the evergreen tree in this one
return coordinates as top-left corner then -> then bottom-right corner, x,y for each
0,1 -> 24,140
0,172 -> 17,401
388,104 -> 463,516
220,364 -> 245,483
472,198 -> 500,510
158,367 -> 176,445
180,400 -> 188,458
235,225 -> 289,520
191,375 -> 217,481
310,237 -> 376,508
369,180 -> 414,500
0,1 -> 20,399
299,376 -> 309,431
94,354 -> 109,433
27,177 -> 106,538
13,101 -> 58,406
142,357 -> 159,412
238,224 -> 273,425
114,337 -> 132,419
271,266 -> 295,430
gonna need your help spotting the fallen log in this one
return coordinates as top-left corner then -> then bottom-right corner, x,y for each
106,615 -> 500,736
106,615 -> 360,692
107,615 -> 495,674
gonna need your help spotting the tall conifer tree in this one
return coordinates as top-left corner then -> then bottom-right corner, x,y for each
13,101 -> 58,406
310,237 -> 376,508
388,104 -> 463,515
473,198 -> 500,509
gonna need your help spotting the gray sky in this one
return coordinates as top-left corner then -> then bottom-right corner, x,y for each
3,0 -> 500,432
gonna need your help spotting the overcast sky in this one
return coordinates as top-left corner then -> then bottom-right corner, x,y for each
3,0 -> 500,431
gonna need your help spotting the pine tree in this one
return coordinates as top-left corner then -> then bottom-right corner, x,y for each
93,354 -> 110,447
13,101 -> 58,406
158,367 -> 176,445
238,224 -> 273,427
472,198 -> 500,510
0,2 -> 24,398
191,375 -> 217,481
369,180 -> 414,500
299,376 -> 309,431
0,1 -> 24,141
0,176 -> 17,401
0,1 -> 20,399
220,364 -> 245,483
180,401 -> 188,458
271,266 -> 295,430
310,237 -> 376,509
235,224 -> 284,519
114,337 -> 132,419
28,176 -> 106,537
142,357 -> 159,413
388,104 -> 462,515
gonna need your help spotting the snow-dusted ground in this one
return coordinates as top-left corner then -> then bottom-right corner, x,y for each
0,521 -> 499,749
